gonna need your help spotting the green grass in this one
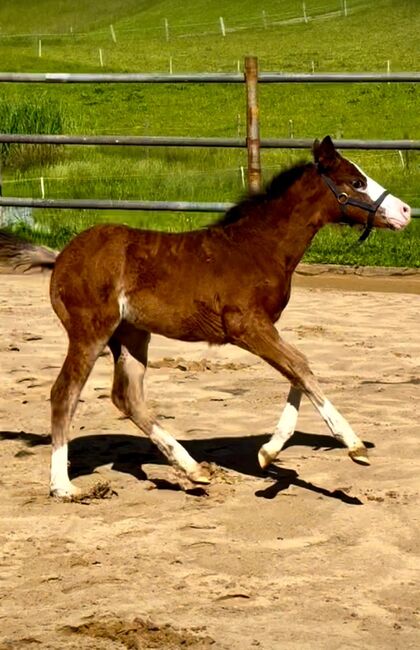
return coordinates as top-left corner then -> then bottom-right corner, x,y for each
0,0 -> 418,265
0,96 -> 69,169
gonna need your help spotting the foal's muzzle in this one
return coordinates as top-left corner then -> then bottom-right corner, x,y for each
320,174 -> 389,242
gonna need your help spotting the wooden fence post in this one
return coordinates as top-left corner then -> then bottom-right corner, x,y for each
0,158 -> 3,225
244,56 -> 261,194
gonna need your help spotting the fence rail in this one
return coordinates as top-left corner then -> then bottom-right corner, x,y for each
0,133 -> 419,150
1,197 -> 418,217
0,71 -> 419,83
0,197 -> 233,212
0,59 -> 419,217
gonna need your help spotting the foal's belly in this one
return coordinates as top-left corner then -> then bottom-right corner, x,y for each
122,288 -> 227,345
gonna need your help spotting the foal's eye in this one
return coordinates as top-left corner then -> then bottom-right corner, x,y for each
352,179 -> 364,189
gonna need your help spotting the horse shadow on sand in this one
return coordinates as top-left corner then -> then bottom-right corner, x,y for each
1,428 -> 374,505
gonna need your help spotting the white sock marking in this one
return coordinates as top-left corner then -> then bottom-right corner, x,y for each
150,424 -> 199,474
263,387 -> 302,458
318,399 -> 361,450
50,444 -> 74,494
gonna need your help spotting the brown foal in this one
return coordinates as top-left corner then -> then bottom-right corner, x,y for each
0,137 -> 411,497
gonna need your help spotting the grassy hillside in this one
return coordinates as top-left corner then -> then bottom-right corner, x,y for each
0,0 -> 418,265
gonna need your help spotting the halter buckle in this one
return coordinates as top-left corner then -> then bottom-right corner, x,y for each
338,192 -> 349,204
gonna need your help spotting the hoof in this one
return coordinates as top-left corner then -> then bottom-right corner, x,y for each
258,445 -> 276,470
187,462 -> 212,485
348,446 -> 370,466
50,483 -> 82,499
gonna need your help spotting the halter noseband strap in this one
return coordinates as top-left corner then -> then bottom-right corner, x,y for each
319,170 -> 389,242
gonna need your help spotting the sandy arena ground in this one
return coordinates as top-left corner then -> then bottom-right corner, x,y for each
0,270 -> 419,649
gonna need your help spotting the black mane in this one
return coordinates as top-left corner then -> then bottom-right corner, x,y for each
215,161 -> 312,227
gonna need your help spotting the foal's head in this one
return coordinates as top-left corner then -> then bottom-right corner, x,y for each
314,136 -> 411,238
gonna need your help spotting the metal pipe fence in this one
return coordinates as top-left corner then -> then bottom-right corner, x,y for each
0,59 -> 418,217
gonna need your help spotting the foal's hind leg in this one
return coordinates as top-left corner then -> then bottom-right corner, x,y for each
109,327 -> 211,486
225,314 -> 369,468
50,338 -> 107,497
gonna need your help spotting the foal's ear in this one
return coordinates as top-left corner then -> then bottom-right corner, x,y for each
313,135 -> 340,170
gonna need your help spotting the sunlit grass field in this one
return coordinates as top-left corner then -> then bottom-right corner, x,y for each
0,0 -> 418,265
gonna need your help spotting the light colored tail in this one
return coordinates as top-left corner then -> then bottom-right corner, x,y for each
0,230 -> 57,271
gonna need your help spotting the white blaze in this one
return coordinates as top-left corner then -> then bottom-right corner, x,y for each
352,161 -> 411,230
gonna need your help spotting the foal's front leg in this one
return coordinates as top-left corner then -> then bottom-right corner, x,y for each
225,313 -> 369,467
258,386 -> 302,469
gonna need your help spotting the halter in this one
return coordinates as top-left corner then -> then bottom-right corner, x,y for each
319,170 -> 389,242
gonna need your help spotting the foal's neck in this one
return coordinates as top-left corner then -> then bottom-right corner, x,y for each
224,164 -> 332,273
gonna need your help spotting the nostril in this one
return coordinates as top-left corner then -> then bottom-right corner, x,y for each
402,204 -> 410,215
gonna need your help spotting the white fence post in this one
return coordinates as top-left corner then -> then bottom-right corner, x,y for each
240,166 -> 246,189
219,17 -> 226,37
262,10 -> 268,29
99,49 -> 104,67
110,24 -> 117,43
164,18 -> 170,42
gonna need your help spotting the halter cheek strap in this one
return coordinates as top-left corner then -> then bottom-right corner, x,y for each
320,173 -> 389,242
